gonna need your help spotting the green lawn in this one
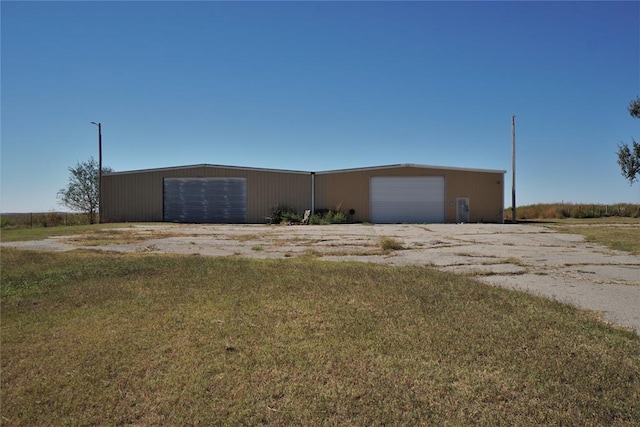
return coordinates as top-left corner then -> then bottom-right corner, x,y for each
2,249 -> 639,425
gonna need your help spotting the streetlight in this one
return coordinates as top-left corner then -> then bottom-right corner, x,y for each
91,121 -> 102,223
511,115 -> 516,224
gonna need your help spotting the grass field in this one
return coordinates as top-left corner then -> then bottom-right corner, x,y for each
0,222 -> 133,243
532,218 -> 640,256
2,248 -> 639,425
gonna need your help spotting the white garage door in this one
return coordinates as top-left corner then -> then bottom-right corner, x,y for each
163,178 -> 247,223
370,176 -> 445,223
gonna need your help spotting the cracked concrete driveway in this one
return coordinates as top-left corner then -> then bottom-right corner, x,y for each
3,223 -> 639,333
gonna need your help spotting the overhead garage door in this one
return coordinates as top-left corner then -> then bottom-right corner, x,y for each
163,178 -> 247,223
370,176 -> 445,223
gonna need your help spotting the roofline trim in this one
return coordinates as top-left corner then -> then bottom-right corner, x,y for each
315,163 -> 507,175
103,163 -> 312,176
103,163 -> 507,177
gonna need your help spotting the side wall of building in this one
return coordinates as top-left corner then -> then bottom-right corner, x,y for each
102,166 -> 311,223
315,166 -> 504,223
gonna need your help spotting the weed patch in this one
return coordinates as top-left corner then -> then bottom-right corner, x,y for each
479,257 -> 527,267
67,229 -> 183,246
379,237 -> 404,251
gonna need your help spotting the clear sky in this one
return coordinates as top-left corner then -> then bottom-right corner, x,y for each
1,1 -> 639,213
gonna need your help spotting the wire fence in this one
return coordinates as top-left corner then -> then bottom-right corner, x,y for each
504,203 -> 640,221
1,212 -> 93,229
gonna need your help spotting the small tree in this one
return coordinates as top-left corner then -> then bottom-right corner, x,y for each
617,140 -> 640,185
57,157 -> 112,224
616,97 -> 640,185
628,96 -> 640,118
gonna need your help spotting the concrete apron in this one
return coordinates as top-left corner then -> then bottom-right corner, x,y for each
3,223 -> 639,334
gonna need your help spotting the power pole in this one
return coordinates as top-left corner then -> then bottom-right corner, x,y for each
98,122 -> 102,224
91,122 -> 103,223
511,115 -> 516,223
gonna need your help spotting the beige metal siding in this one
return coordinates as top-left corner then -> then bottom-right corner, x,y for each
445,170 -> 504,223
314,172 -> 369,222
102,172 -> 162,222
316,166 -> 504,223
103,164 -> 504,224
103,166 -> 311,223
245,169 -> 310,222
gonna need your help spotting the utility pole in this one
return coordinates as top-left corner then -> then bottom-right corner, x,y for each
91,122 -> 102,223
511,115 -> 516,223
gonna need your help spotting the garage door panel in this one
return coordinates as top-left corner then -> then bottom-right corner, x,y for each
371,177 -> 444,223
164,178 -> 247,223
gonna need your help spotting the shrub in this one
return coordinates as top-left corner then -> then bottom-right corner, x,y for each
40,212 -> 65,227
327,210 -> 347,224
0,216 -> 15,229
268,205 -> 302,224
379,237 -> 404,251
309,209 -> 348,225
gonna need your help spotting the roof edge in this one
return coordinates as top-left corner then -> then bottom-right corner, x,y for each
103,163 -> 312,176
104,163 -> 507,177
315,163 -> 507,175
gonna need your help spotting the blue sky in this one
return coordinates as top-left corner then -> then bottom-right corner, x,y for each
1,1 -> 639,213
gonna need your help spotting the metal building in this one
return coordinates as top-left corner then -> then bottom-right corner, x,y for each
102,163 -> 505,224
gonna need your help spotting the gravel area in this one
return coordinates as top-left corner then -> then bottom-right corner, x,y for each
3,223 -> 639,333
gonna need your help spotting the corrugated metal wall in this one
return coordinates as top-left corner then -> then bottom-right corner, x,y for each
102,166 -> 311,223
315,166 -> 504,223
444,169 -> 504,223
102,164 -> 504,224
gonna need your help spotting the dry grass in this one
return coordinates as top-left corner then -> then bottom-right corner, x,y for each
0,223 -> 133,242
562,226 -> 640,255
2,249 -> 639,425
303,248 -> 383,258
505,203 -> 640,221
466,269 -> 528,277
66,229 -> 184,246
453,254 -> 527,268
229,232 -> 273,242
379,236 -> 404,251
542,220 -> 640,255
483,257 -> 528,267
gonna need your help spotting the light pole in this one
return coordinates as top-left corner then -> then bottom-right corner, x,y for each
511,115 -> 516,223
91,121 -> 102,223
